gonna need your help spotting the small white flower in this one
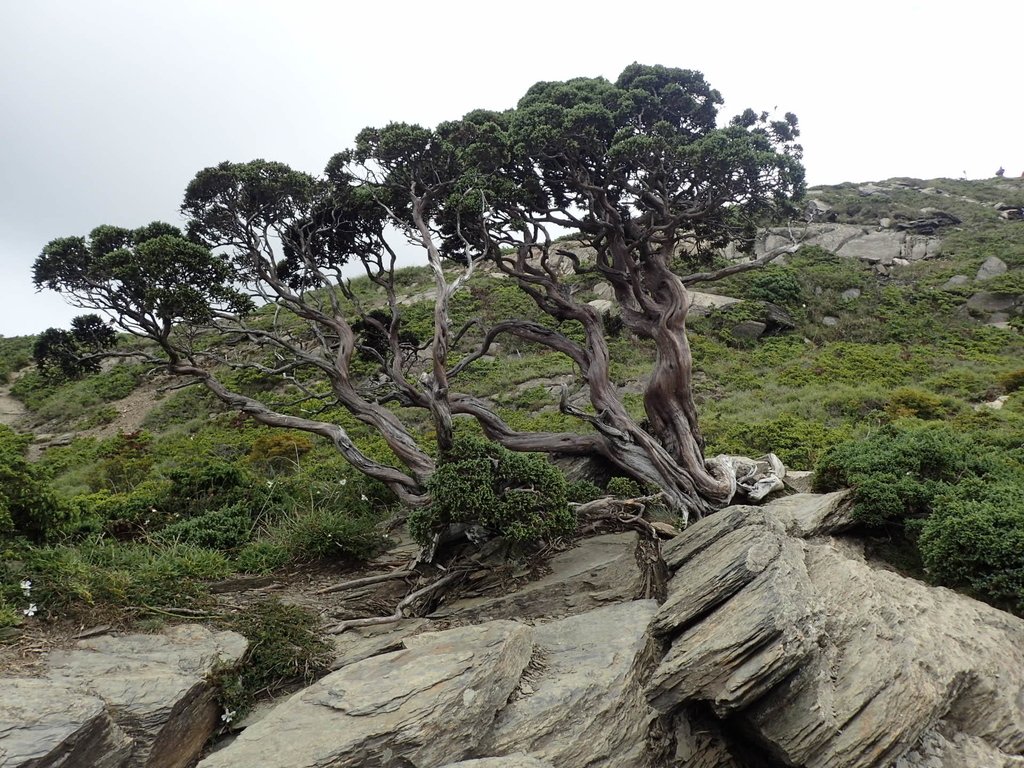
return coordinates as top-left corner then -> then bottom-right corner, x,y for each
221,709 -> 236,723
266,480 -> 274,488
340,478 -> 347,486
20,579 -> 31,596
23,603 -> 37,617
360,494 -> 368,502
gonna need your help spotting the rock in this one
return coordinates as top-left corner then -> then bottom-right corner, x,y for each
481,600 -> 659,767
429,532 -> 644,623
591,281 -> 615,300
976,256 -> 1008,281
0,678 -> 133,768
329,618 -> 430,670
199,621 -> 534,768
822,316 -> 839,327
836,230 -> 901,264
783,469 -> 815,493
586,299 -> 618,317
687,291 -> 742,315
729,320 -> 766,341
840,288 -> 861,301
43,624 -> 247,768
942,274 -> 970,290
440,757 -> 554,768
858,183 -> 890,197
647,537 -> 819,715
646,494 -> 1024,768
894,728 -> 1024,767
966,292 -> 1019,314
879,217 -> 893,228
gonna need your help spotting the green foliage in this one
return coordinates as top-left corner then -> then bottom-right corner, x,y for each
0,425 -> 68,542
215,599 -> 332,721
606,476 -> 648,498
0,335 -> 34,383
33,223 -> 253,336
706,413 -> 849,469
33,314 -> 117,381
814,422 -> 986,526
281,508 -> 385,563
409,436 -> 574,546
741,265 -> 804,307
918,473 -> 1024,611
7,540 -> 230,615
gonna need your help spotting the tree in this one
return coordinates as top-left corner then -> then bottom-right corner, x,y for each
34,64 -> 804,521
33,313 -> 118,380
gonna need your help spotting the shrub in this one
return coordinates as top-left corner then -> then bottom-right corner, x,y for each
919,473 -> 1024,611
234,539 -> 290,574
408,436 -> 575,547
814,422 -> 987,527
283,508 -> 385,563
215,599 -> 332,721
155,504 -> 253,550
0,425 -> 69,542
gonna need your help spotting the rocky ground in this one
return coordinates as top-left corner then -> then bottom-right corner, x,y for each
5,491 -> 1024,768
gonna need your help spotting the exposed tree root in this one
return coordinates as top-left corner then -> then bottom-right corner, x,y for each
316,569 -> 414,596
327,571 -> 463,634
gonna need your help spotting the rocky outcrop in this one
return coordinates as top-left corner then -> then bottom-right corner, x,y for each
725,223 -> 942,266
648,492 -> 1024,768
9,494 -> 1024,768
427,531 -> 646,623
0,624 -> 246,768
0,678 -> 133,768
199,621 -> 536,768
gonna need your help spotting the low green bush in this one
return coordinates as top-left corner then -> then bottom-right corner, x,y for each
215,599 -> 332,721
919,473 -> 1024,612
282,508 -> 385,563
408,436 -> 575,547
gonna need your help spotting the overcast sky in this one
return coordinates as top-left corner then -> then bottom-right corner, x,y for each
1,1 -> 1020,336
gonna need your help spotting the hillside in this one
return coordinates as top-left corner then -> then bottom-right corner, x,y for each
1,175 -> 1023,731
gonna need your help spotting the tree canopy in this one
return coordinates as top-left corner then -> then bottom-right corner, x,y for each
33,64 -> 805,521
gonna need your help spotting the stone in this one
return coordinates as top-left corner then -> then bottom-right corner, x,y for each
729,320 -> 766,340
199,621 -> 534,768
429,532 -> 644,623
837,230 -> 902,264
43,624 -> 247,768
966,292 -> 1018,314
482,600 -> 659,767
329,618 -> 430,671
586,299 -> 617,317
647,537 -> 819,716
976,256 -> 1008,281
840,288 -> 861,301
822,316 -> 839,327
783,469 -> 815,493
0,678 -> 133,768
687,291 -> 742,315
646,494 -> 1024,768
591,281 -> 615,300
942,274 -> 969,290
440,757 -> 554,768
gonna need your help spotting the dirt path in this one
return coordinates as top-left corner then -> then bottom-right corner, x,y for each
0,379 -> 26,429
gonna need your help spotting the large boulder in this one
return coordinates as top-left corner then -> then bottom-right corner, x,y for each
646,493 -> 1024,768
481,600 -> 659,767
198,621 -> 534,768
42,624 -> 247,768
428,532 -> 645,623
0,678 -> 133,768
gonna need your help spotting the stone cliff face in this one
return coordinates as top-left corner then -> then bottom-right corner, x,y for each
6,493 -> 1024,768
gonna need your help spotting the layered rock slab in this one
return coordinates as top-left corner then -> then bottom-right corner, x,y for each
646,493 -> 1024,768
198,621 -> 534,768
0,678 -> 133,768
429,532 -> 643,623
481,600 -> 659,768
43,624 -> 247,768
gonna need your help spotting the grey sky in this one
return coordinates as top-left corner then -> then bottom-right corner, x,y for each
2,0 -> 1020,336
